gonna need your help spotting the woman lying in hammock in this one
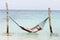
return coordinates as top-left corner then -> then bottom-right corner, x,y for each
19,25 -> 42,33
9,16 -> 48,33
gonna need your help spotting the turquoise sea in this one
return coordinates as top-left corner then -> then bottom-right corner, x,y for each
0,10 -> 60,40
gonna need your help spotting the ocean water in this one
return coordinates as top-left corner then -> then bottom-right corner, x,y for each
0,10 -> 60,40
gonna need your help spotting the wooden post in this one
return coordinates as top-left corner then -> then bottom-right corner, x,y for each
48,8 -> 53,34
6,2 -> 9,34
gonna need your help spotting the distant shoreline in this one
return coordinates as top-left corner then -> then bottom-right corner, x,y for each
0,10 -> 60,12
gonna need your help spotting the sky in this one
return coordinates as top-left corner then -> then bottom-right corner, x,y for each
0,0 -> 60,10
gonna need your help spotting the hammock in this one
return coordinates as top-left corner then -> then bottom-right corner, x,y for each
9,16 -> 48,33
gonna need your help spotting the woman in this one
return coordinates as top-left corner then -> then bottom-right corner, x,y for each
20,25 -> 42,33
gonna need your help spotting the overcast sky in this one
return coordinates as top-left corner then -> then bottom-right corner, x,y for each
0,0 -> 60,10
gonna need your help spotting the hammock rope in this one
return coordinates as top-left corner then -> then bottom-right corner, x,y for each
38,17 -> 48,28
32,17 -> 48,29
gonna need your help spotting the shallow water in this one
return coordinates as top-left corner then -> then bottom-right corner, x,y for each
0,10 -> 60,40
